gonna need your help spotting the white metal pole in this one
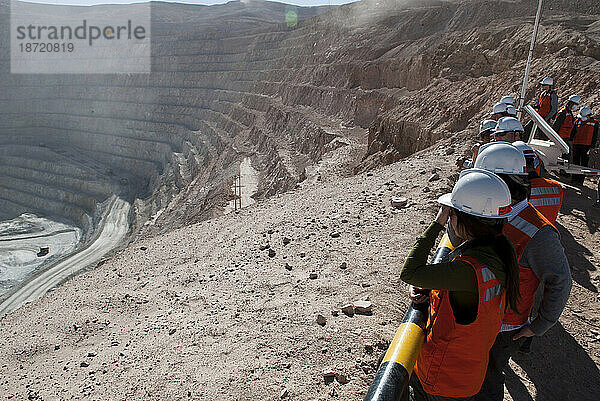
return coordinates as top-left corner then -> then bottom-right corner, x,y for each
517,0 -> 543,120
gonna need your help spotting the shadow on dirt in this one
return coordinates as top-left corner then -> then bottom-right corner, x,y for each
552,179 -> 599,292
558,180 -> 600,234
555,221 -> 597,292
505,322 -> 600,401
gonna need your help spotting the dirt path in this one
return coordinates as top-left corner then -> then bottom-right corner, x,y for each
0,215 -> 81,297
0,196 -> 130,318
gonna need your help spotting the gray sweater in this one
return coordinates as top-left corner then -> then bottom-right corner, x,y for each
519,225 -> 572,335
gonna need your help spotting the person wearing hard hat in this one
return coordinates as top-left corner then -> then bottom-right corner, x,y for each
499,96 -> 517,116
513,141 -> 563,223
490,102 -> 509,121
492,117 -> 524,143
533,77 -> 559,122
472,143 -> 572,401
456,120 -> 498,169
479,119 -> 497,143
401,168 -> 520,400
457,118 -> 523,170
569,106 -> 599,184
505,105 -> 517,117
553,94 -> 581,140
500,95 -> 515,107
512,141 -> 563,354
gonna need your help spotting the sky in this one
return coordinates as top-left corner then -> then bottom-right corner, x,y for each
22,0 -> 358,6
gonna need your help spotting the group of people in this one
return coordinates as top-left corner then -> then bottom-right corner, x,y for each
397,78 -> 581,400
461,76 -> 599,206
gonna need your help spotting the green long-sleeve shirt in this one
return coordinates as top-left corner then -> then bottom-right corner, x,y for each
400,222 -> 507,324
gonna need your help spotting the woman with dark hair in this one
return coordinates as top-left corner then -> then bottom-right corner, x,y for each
400,168 -> 520,401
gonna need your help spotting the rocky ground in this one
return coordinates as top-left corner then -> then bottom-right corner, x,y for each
1,128 -> 598,400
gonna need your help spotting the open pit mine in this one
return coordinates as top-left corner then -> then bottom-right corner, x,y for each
0,0 -> 599,399
0,0 -> 336,310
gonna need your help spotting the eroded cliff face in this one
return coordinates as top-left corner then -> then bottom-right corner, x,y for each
1,0 -> 599,241
349,0 -> 600,171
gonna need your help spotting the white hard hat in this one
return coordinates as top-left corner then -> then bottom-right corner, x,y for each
475,142 -> 528,176
577,106 -> 592,118
513,141 -> 541,170
539,77 -> 553,86
501,96 -> 515,105
568,94 -> 581,105
438,169 -> 512,219
506,105 -> 517,116
512,141 -> 536,159
495,116 -> 524,133
492,102 -> 508,115
480,119 -> 497,133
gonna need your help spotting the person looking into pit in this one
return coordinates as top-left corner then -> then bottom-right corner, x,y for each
479,119 -> 497,144
490,102 -> 509,121
400,168 -> 520,401
534,77 -> 558,122
499,96 -> 517,117
500,95 -> 515,107
553,94 -> 581,140
569,106 -> 599,185
513,140 -> 563,223
472,142 -> 572,401
457,119 -> 508,169
492,117 -> 524,143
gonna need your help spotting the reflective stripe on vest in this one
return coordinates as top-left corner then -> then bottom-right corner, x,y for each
573,119 -> 597,146
510,216 -> 539,238
558,108 -> 575,139
485,284 -> 503,302
531,186 -> 560,196
481,267 -> 496,282
530,197 -> 561,206
529,177 -> 563,223
415,255 -> 504,397
502,205 -> 558,326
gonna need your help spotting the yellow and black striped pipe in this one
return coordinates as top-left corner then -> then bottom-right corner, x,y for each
431,233 -> 456,266
363,233 -> 456,401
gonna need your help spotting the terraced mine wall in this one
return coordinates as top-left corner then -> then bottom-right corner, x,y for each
1,0 -> 599,241
0,1 -> 337,239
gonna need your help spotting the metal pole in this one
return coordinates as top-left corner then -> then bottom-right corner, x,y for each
238,173 -> 242,209
233,177 -> 237,211
517,0 -> 543,120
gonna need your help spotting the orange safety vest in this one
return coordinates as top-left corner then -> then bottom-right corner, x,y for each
535,90 -> 554,117
572,118 -> 598,146
502,205 -> 558,326
528,177 -> 563,223
415,255 -> 504,397
557,108 -> 575,139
